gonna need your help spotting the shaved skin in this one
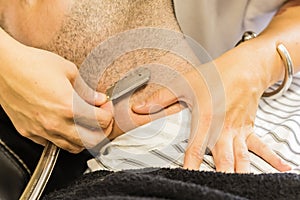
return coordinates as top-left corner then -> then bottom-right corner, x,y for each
1,0 -> 195,138
44,0 -> 191,92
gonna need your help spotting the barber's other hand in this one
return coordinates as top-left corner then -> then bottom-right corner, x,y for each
133,60 -> 291,173
0,43 -> 113,153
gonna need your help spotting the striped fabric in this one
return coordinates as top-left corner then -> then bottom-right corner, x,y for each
87,72 -> 300,174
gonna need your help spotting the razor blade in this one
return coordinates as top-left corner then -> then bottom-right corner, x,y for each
106,67 -> 151,101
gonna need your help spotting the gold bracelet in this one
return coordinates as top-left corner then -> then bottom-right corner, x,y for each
236,31 -> 294,99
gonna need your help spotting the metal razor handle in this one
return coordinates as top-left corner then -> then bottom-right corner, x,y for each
20,142 -> 60,200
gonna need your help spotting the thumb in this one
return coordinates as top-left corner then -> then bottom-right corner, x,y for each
73,74 -> 107,106
132,87 -> 178,114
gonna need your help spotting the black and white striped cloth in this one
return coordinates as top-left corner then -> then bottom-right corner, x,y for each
87,73 -> 300,174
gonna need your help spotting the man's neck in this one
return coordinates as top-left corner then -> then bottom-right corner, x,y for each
1,0 -> 73,46
44,0 -> 181,67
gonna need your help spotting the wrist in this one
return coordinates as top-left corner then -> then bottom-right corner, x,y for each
215,37 -> 285,95
0,28 -> 24,68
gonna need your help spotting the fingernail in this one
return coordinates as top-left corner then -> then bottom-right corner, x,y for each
281,160 -> 291,169
95,93 -> 107,102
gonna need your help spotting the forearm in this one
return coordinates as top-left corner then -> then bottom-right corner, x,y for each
0,27 -> 24,86
0,27 -> 19,63
215,0 -> 300,92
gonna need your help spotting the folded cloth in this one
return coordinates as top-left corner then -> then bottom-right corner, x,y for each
44,168 -> 300,200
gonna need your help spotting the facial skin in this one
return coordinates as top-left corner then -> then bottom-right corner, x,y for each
0,0 -> 193,138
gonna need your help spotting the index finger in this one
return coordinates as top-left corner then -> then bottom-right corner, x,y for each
73,91 -> 113,129
132,87 -> 178,114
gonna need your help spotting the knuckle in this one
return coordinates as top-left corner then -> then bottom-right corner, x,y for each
69,128 -> 84,145
93,133 -> 107,147
157,90 -> 166,102
66,63 -> 78,78
103,120 -> 114,136
236,150 -> 250,161
61,103 -> 75,119
201,114 -> 213,124
222,118 -> 235,133
42,119 -> 60,133
85,142 -> 97,149
73,136 -> 84,148
17,128 -> 30,138
34,138 -> 47,146
69,147 -> 84,154
35,112 -> 57,132
260,142 -> 270,152
97,112 -> 113,129
82,139 -> 98,149
217,154 -> 234,166
185,147 -> 205,161
79,131 -> 105,149
56,141 -> 83,154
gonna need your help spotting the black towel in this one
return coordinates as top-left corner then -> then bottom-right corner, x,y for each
44,168 -> 300,200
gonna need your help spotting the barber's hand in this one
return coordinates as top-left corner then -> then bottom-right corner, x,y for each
0,43 -> 113,153
133,60 -> 291,173
107,91 -> 183,140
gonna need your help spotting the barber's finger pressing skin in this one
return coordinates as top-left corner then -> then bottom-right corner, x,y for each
135,102 -> 184,123
132,87 -> 178,114
133,69 -> 200,115
109,95 -> 184,140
